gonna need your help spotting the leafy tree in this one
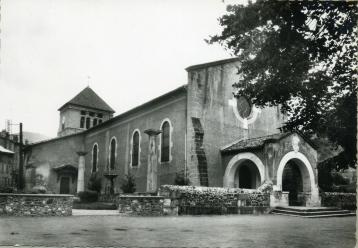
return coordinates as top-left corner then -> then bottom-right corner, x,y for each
174,171 -> 190,186
120,173 -> 136,193
87,173 -> 102,193
208,1 -> 357,169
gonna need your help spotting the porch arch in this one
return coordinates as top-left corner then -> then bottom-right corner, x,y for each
276,151 -> 316,193
223,152 -> 265,188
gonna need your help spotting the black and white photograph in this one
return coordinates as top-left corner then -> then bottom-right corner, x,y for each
0,0 -> 356,247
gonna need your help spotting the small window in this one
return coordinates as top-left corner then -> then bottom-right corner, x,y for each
131,131 -> 140,167
80,116 -> 85,128
109,138 -> 116,170
98,113 -> 103,118
93,118 -> 98,127
89,112 -> 95,117
86,117 -> 91,129
161,121 -> 170,162
92,144 -> 98,172
61,116 -> 66,131
80,111 -> 86,115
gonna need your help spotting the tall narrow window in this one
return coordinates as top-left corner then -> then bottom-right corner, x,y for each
86,117 -> 91,129
92,144 -> 98,172
93,118 -> 98,127
161,121 -> 170,162
61,116 -> 66,130
109,138 -> 116,170
131,131 -> 140,167
80,117 -> 85,128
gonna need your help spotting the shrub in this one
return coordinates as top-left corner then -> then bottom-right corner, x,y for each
174,172 -> 190,186
0,187 -> 15,193
87,173 -> 102,193
120,174 -> 136,193
78,190 -> 98,203
331,172 -> 350,186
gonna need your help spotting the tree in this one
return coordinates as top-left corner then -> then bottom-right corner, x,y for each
208,1 -> 357,169
87,173 -> 102,193
174,171 -> 190,186
120,173 -> 136,193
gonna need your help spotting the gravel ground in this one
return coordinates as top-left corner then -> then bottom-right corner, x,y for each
0,214 -> 355,247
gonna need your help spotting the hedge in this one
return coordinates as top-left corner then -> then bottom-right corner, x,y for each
320,192 -> 356,210
159,185 -> 270,215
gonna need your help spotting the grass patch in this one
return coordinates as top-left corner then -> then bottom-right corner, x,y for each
73,201 -> 117,210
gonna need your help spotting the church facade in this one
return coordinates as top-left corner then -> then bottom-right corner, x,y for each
24,58 -> 320,207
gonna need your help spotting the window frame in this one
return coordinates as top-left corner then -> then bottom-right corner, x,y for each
130,129 -> 141,168
85,117 -> 91,129
92,143 -> 99,173
159,118 -> 173,163
108,136 -> 117,170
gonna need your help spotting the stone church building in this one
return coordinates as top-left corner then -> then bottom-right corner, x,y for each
24,58 -> 320,207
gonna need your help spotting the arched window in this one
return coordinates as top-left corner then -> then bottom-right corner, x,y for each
131,130 -> 140,167
161,121 -> 170,162
92,143 -> 98,172
86,117 -> 91,129
109,137 -> 116,170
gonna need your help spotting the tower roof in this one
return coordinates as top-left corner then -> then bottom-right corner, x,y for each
58,86 -> 115,113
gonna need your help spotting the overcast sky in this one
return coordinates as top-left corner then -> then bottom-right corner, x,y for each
1,0 -> 246,138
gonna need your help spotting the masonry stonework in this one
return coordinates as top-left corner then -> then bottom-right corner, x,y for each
0,193 -> 73,216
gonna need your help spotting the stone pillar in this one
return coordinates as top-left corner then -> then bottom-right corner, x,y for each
144,129 -> 162,193
306,186 -> 321,207
76,151 -> 87,193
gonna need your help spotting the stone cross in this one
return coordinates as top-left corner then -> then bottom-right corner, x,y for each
76,151 -> 87,193
144,129 -> 162,193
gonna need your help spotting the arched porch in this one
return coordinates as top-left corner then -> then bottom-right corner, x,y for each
223,152 -> 265,189
275,151 -> 320,207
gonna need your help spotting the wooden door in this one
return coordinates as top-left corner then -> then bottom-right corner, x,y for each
60,176 -> 70,194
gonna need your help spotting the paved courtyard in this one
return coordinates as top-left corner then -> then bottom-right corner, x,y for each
0,214 -> 355,247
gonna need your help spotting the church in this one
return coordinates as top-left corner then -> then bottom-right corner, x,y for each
24,57 -> 321,207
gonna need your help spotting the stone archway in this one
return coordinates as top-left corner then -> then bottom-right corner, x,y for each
276,151 -> 320,206
223,152 -> 265,188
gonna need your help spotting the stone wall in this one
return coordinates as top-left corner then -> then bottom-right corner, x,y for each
118,195 -> 164,216
0,193 -> 74,216
321,192 -> 356,210
159,185 -> 270,215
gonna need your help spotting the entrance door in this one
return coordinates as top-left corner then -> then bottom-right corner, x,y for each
60,177 -> 70,194
239,165 -> 252,189
282,161 -> 303,206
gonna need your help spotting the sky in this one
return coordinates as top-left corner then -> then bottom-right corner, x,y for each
0,0 -> 246,138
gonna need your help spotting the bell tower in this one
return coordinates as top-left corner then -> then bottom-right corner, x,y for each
57,87 -> 115,137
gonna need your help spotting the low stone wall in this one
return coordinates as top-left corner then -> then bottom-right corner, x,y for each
118,195 -> 164,216
270,191 -> 289,207
159,185 -> 270,215
321,192 -> 356,210
0,193 -> 74,216
98,193 -> 119,204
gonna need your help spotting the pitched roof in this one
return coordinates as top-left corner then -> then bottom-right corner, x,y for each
220,132 -> 317,154
58,87 -> 115,113
0,145 -> 14,155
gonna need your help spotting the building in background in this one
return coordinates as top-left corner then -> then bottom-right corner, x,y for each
0,131 -> 20,189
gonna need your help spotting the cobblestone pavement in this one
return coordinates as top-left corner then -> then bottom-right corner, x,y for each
0,214 -> 355,247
